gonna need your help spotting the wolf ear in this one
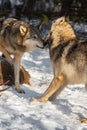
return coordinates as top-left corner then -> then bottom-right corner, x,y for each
65,16 -> 69,22
55,16 -> 69,25
20,25 -> 27,36
59,16 -> 69,24
56,16 -> 69,24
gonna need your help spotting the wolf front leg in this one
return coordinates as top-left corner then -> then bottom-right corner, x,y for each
14,53 -> 25,93
32,74 -> 66,102
48,81 -> 68,101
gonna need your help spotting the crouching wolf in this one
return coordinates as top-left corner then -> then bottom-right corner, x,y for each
0,18 -> 44,93
32,16 -> 87,102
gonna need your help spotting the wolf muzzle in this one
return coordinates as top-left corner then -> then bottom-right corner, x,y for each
43,38 -> 49,48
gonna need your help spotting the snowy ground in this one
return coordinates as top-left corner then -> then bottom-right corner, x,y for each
0,49 -> 87,130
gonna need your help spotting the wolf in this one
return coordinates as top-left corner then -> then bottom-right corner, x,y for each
0,18 -> 44,93
32,16 -> 87,102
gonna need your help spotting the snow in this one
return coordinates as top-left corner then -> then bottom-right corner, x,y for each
0,49 -> 87,130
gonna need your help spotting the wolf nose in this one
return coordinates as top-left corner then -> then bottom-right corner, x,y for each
43,40 -> 48,48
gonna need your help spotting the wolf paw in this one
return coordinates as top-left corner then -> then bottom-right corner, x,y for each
80,118 -> 87,124
16,87 -> 25,94
31,97 -> 47,102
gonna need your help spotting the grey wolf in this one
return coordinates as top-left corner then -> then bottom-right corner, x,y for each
0,18 -> 44,93
32,16 -> 87,102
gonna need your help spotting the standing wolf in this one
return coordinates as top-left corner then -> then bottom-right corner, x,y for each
0,18 -> 44,93
32,16 -> 87,102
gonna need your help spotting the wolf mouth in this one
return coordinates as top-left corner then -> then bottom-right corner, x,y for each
36,45 -> 44,49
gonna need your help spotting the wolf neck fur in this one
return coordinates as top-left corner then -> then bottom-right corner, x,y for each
49,26 -> 78,61
50,24 -> 76,49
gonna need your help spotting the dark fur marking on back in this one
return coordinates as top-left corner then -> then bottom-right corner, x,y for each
66,41 -> 87,63
67,43 -> 78,56
1,19 -> 18,38
50,42 -> 69,61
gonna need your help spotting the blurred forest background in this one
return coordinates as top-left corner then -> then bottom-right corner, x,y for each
0,0 -> 87,40
0,0 -> 87,22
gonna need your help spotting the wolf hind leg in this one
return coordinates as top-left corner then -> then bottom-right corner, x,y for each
32,74 -> 66,102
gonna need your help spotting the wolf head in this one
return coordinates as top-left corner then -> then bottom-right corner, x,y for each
1,18 -> 44,51
22,24 -> 44,51
44,16 -> 76,48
